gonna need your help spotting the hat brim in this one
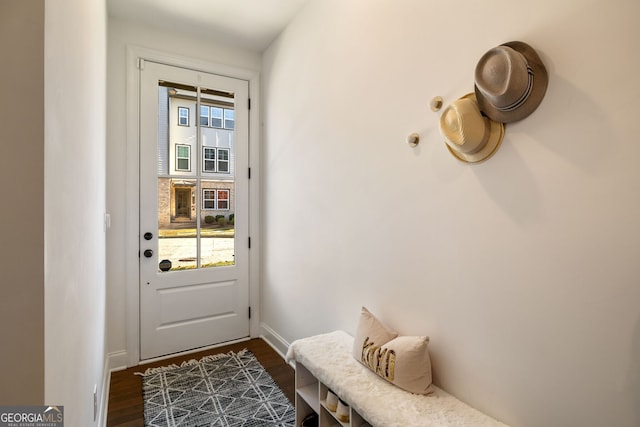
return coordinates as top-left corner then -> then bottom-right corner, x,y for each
475,41 -> 549,123
445,93 -> 505,163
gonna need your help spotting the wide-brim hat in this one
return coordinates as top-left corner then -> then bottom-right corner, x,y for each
474,41 -> 548,123
440,93 -> 504,163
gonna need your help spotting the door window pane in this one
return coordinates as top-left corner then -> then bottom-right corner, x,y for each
157,80 -> 236,271
158,179 -> 198,271
200,180 -> 235,268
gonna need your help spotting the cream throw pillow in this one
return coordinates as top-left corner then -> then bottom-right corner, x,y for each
353,307 -> 434,395
352,307 -> 398,361
372,335 -> 434,395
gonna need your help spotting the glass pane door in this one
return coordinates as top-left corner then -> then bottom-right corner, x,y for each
155,81 -> 236,271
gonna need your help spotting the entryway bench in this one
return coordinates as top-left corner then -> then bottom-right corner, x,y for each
286,330 -> 509,427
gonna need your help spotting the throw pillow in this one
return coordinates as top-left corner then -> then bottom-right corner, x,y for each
370,335 -> 434,395
352,307 -> 398,362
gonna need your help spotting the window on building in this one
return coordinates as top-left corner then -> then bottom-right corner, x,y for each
178,107 -> 189,126
217,148 -> 230,173
203,189 -> 215,209
202,147 -> 230,173
217,189 -> 229,209
200,105 -> 210,127
202,106 -> 234,129
224,109 -> 235,130
176,145 -> 191,171
203,147 -> 216,172
203,189 -> 230,210
211,107 -> 223,128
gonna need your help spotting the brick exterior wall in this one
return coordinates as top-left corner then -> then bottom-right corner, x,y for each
157,178 -> 235,227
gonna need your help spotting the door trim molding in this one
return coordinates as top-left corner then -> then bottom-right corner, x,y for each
125,45 -> 261,367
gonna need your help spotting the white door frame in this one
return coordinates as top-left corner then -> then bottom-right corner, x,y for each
124,45 -> 261,366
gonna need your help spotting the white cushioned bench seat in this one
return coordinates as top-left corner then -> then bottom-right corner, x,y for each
286,330 -> 508,427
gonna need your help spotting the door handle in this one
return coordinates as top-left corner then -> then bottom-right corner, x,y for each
144,232 -> 153,240
144,249 -> 153,258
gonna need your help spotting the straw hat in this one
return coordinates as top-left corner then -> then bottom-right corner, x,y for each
474,41 -> 548,123
440,93 -> 504,163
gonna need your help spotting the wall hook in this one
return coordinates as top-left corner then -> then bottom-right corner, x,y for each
430,96 -> 443,112
407,133 -> 420,147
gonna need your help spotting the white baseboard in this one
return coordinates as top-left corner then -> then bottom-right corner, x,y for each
259,322 -> 291,361
98,356 -> 109,427
107,350 -> 129,373
99,350 -> 129,426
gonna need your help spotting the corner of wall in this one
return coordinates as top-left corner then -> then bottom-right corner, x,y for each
259,323 -> 290,360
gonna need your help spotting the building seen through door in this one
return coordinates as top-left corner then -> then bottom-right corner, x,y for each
156,84 -> 236,228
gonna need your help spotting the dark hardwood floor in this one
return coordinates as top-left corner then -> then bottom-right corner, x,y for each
106,338 -> 295,426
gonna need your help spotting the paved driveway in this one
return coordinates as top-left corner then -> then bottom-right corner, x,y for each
157,237 -> 234,269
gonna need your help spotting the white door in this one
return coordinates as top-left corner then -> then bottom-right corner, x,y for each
139,60 -> 250,360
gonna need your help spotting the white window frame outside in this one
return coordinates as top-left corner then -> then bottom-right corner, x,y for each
202,188 -> 230,210
224,109 -> 234,130
203,147 -> 216,172
202,147 -> 230,174
203,106 -> 234,130
210,107 -> 223,128
200,105 -> 210,127
217,189 -> 230,210
175,144 -> 191,171
178,107 -> 189,126
217,148 -> 230,173
203,189 -> 215,209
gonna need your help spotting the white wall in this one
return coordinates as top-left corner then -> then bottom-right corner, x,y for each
261,1 -> 640,426
106,18 -> 261,361
44,0 -> 107,425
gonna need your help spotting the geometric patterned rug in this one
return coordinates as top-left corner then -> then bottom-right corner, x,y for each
136,350 -> 295,427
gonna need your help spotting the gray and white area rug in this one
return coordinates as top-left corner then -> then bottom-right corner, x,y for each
137,349 -> 295,427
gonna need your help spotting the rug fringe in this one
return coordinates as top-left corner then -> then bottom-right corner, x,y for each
135,348 -> 250,377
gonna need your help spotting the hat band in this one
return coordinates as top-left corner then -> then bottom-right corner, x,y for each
495,66 -> 534,112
